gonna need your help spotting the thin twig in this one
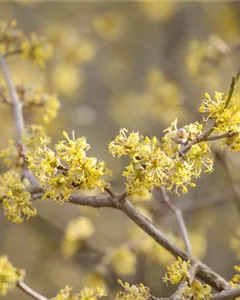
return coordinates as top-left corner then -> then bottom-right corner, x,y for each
0,53 -> 40,186
0,54 -> 24,140
17,281 -> 49,300
119,197 -> 229,291
158,187 -> 192,255
224,71 -> 240,109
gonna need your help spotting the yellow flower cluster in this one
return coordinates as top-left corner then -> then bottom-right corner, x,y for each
93,11 -> 125,41
52,285 -> 106,300
0,125 -> 50,168
183,279 -> 212,300
185,35 -> 230,77
61,216 -> 95,258
86,272 -> 107,294
185,142 -> 213,176
138,1 -> 177,22
116,280 -> 150,300
28,131 -> 110,203
199,92 -> 240,131
163,257 -> 190,286
0,171 -> 36,224
163,258 -> 212,299
109,129 -> 171,195
0,256 -> 25,296
0,20 -> 52,66
199,90 -> 240,150
109,127 -> 212,195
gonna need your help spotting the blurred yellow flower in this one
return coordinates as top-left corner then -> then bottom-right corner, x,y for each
93,12 -> 125,41
109,246 -> 136,276
139,1 -> 177,22
62,216 -> 95,258
0,256 -> 25,296
67,38 -> 96,64
52,63 -> 84,96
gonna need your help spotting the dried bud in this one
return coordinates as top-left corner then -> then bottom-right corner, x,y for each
171,128 -> 188,144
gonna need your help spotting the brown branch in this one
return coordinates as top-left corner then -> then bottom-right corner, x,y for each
27,186 -> 229,291
28,187 -> 116,208
69,192 -> 116,208
116,194 -> 229,291
158,187 -> 192,255
205,131 -> 238,141
17,281 -> 49,300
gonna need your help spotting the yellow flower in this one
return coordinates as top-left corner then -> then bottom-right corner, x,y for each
163,257 -> 190,286
28,131 -> 110,203
52,285 -> 106,300
116,280 -> 150,300
52,63 -> 84,96
62,216 -> 95,258
184,280 -> 212,300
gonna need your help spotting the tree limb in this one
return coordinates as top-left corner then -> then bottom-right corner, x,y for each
29,186 -> 229,291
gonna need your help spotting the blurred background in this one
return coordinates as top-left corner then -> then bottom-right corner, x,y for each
1,1 -> 240,299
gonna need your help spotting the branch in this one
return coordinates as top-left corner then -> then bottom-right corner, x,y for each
158,187 -> 192,255
17,281 -> 49,300
28,186 -> 229,291
69,192 -> 116,208
0,53 -> 40,186
210,288 -> 240,300
205,131 -> 238,141
179,71 -> 240,157
0,53 -> 24,140
120,198 -> 229,290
